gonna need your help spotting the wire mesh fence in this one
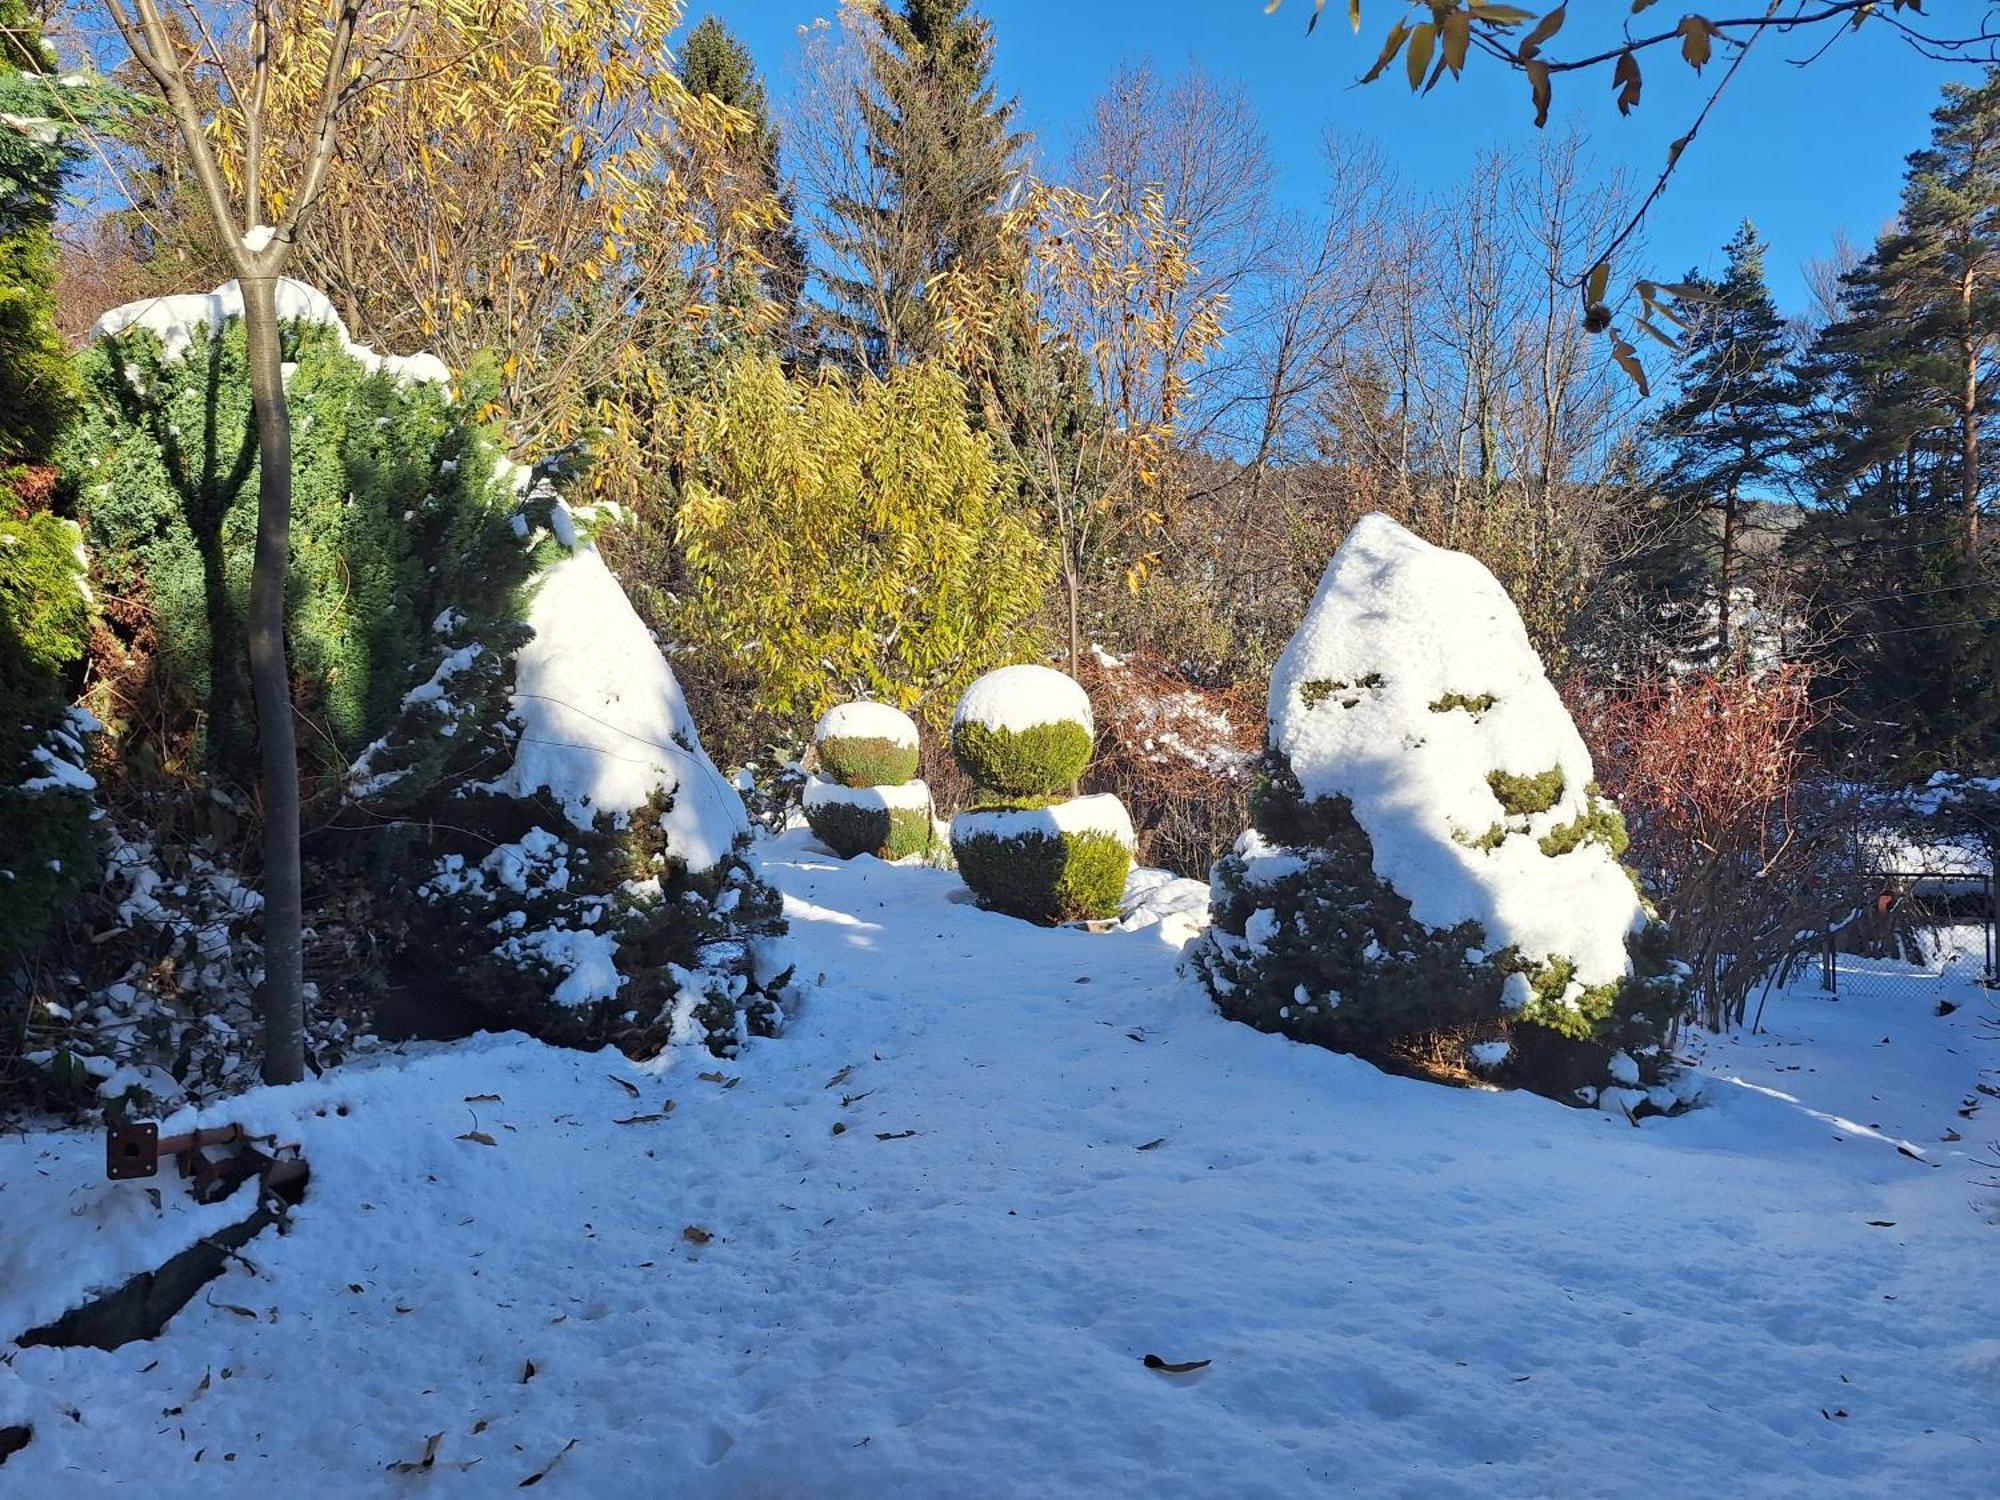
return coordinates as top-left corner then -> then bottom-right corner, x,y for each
1826,872 -> 1996,1005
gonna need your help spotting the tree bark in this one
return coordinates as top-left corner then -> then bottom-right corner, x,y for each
240,272 -> 306,1086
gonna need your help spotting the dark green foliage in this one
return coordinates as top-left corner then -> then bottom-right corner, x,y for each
950,821 -> 1129,924
805,797 -> 932,861
950,718 -> 1092,798
1640,222 -> 1803,670
1487,766 -> 1564,817
1197,751 -> 1680,1100
1789,77 -> 2000,770
60,322 -> 528,793
817,734 -> 920,788
820,0 -> 1026,369
392,791 -> 789,1057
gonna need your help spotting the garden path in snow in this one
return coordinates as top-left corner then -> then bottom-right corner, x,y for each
2,829 -> 1996,1496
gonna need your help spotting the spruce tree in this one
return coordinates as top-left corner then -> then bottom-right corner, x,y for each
1647,223 -> 1801,667
1793,74 -> 2000,771
676,15 -> 809,341
821,0 -> 1025,371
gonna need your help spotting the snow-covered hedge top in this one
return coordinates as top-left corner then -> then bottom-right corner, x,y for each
486,537 -> 748,873
803,775 -> 932,811
952,793 -> 1135,849
814,701 -> 919,748
1269,514 -> 1645,986
91,278 -> 451,386
953,664 -> 1093,736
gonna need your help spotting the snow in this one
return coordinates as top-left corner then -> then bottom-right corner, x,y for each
90,278 -> 452,386
1,835 -> 1994,1494
814,701 -> 920,748
951,792 -> 1136,848
1270,514 -> 1646,987
953,663 -> 1094,736
240,224 -> 276,253
497,926 -> 624,1007
485,537 -> 748,873
803,775 -> 932,813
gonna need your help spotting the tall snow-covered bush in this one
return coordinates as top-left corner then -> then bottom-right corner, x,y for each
350,515 -> 793,1057
1192,515 -> 1681,1100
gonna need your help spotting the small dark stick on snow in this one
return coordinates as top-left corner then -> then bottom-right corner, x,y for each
1143,1354 -> 1210,1374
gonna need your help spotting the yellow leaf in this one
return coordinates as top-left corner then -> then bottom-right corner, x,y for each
1405,22 -> 1435,90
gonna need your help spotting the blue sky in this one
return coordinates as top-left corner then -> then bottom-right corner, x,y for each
701,0 -> 1960,312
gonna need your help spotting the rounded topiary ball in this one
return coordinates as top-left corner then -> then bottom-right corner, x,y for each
950,665 -> 1094,799
805,776 -> 934,861
950,794 -> 1133,924
813,701 -> 921,788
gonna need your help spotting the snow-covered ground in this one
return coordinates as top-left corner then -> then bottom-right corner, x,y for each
3,830 -> 1996,1496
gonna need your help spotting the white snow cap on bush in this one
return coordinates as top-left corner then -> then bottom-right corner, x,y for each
814,701 -> 919,748
953,664 -> 1094,735
1270,514 -> 1646,987
91,278 -> 451,385
488,536 -> 748,873
951,793 -> 1135,849
803,776 -> 932,813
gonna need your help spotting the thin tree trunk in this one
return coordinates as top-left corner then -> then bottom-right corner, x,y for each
240,272 -> 306,1086
1961,311 -> 1980,553
1719,480 -> 1738,664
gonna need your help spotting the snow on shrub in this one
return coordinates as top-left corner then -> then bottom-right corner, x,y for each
813,700 -> 921,788
950,663 -> 1094,797
804,701 -> 932,860
352,503 -> 792,1057
1191,515 -> 1682,1102
948,666 -> 1132,923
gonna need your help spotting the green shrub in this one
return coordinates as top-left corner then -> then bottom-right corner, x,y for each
1198,754 -> 1679,1094
805,796 -> 933,861
0,513 -> 95,965
59,319 -> 526,793
1487,766 -> 1565,816
818,735 -> 919,789
950,803 -> 1131,924
950,718 -> 1092,799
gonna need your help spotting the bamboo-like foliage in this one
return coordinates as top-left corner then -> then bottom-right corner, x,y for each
933,177 -> 1226,674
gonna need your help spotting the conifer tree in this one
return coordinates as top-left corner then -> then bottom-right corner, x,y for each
821,0 -> 1025,371
1647,223 -> 1801,666
1793,74 -> 2000,771
677,15 -> 809,340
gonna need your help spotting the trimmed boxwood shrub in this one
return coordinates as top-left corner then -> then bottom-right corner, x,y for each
951,820 -> 1131,925
804,779 -> 933,861
818,735 -> 919,789
950,718 -> 1092,799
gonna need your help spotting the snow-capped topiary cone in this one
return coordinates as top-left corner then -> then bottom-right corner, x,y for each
950,664 -> 1094,798
804,701 -> 932,859
1192,514 -> 1681,1100
947,666 -> 1132,924
813,701 -> 922,788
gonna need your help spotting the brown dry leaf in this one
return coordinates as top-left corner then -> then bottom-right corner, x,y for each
1135,1138 -> 1167,1152
606,1074 -> 640,1098
682,1225 -> 713,1246
386,1431 -> 445,1474
1142,1354 -> 1211,1374
458,1131 -> 497,1147
517,1437 -> 578,1487
463,1093 -> 502,1103
875,1130 -> 916,1141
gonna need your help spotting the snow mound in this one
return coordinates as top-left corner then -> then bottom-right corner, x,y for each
804,776 -> 933,813
1270,514 -> 1645,986
91,278 -> 451,385
814,701 -> 919,748
953,664 -> 1094,736
487,539 -> 748,873
952,793 -> 1135,848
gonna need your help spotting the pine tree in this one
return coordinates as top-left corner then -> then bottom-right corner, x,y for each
1647,222 -> 1801,667
676,15 -> 809,342
1793,74 -> 2000,772
821,0 -> 1025,372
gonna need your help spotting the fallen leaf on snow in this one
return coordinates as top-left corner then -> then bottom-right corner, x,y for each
458,1131 -> 498,1147
1142,1354 -> 1210,1374
517,1438 -> 577,1487
386,1432 -> 446,1474
682,1225 -> 713,1245
1135,1138 -> 1167,1152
